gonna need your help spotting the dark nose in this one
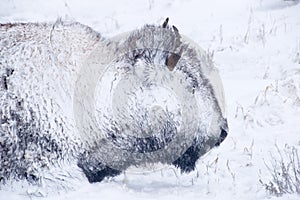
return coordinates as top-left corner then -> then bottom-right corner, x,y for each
215,128 -> 228,147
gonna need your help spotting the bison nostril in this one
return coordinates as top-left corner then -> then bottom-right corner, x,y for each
220,128 -> 228,140
215,128 -> 228,147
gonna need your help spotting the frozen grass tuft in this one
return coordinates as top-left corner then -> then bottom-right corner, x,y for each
260,145 -> 300,196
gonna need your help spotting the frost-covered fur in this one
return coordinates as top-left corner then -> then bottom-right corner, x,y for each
0,21 -> 101,184
0,20 -> 227,187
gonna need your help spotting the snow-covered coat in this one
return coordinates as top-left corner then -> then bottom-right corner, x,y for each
0,20 -> 228,185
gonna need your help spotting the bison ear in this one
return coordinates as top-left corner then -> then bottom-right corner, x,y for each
163,23 -> 184,71
165,52 -> 181,71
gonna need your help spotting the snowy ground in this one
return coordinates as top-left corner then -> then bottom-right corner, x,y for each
1,0 -> 300,199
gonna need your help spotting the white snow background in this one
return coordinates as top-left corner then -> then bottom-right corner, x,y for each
1,0 -> 300,199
